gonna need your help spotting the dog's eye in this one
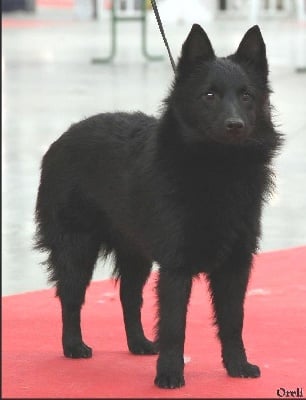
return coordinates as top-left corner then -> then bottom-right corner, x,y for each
204,92 -> 216,101
241,92 -> 251,102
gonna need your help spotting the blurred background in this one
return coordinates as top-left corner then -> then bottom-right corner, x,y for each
2,0 -> 306,295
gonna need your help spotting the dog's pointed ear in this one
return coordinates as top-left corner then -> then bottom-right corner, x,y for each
235,25 -> 268,77
177,24 -> 215,73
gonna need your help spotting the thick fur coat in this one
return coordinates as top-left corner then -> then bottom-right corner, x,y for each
35,24 -> 282,388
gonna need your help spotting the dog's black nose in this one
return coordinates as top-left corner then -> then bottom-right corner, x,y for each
225,118 -> 245,132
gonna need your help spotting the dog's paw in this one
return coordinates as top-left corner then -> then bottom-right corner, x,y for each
226,361 -> 260,378
63,342 -> 92,358
129,338 -> 158,355
154,372 -> 185,389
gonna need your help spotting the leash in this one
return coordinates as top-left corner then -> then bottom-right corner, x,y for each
150,0 -> 176,73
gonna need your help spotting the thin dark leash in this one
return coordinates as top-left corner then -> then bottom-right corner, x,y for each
150,0 -> 176,73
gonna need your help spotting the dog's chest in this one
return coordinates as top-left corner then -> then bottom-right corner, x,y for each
180,170 -> 260,272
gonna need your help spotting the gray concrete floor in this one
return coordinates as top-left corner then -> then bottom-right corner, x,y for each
2,7 -> 306,295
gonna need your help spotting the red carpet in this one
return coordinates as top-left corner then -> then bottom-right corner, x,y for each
2,247 -> 306,398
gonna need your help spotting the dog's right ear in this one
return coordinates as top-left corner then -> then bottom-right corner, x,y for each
177,24 -> 215,75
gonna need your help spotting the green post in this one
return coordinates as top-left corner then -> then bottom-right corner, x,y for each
92,3 -> 116,63
92,0 -> 164,64
141,0 -> 164,61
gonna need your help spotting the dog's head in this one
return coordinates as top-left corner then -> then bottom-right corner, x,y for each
166,24 -> 278,150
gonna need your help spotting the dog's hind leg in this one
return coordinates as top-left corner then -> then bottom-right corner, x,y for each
48,232 -> 100,358
115,249 -> 157,355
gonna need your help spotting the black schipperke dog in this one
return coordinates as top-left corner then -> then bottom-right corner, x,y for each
35,24 -> 282,389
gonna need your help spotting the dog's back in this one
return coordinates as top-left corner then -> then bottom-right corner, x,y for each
35,111 -> 159,257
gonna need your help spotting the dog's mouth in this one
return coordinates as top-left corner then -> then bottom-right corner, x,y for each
226,130 -> 248,142
211,129 -> 251,145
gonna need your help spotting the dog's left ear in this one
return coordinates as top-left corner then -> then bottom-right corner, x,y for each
235,25 -> 268,78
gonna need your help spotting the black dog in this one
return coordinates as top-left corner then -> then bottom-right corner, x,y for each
35,24 -> 282,389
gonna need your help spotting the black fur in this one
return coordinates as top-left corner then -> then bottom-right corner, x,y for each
34,24 -> 282,389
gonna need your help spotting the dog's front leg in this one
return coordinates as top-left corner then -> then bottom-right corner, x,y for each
208,250 -> 260,378
154,269 -> 192,389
